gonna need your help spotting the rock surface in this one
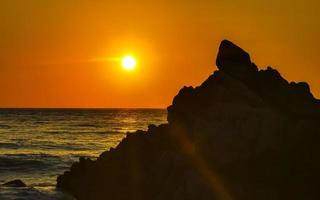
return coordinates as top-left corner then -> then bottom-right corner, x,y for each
57,40 -> 320,200
3,179 -> 27,187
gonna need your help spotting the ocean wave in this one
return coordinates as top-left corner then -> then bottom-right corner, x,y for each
0,141 -> 93,151
0,142 -> 20,149
0,124 -> 11,129
73,123 -> 102,128
44,130 -> 122,135
0,186 -> 75,200
0,153 -> 93,170
0,156 -> 51,171
0,153 -> 77,172
30,182 -> 56,187
43,131 -> 65,134
3,153 -> 61,158
39,144 -> 96,151
33,121 -> 47,125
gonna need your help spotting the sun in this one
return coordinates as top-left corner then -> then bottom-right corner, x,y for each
121,56 -> 136,71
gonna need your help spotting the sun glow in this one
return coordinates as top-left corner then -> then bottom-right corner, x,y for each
121,56 -> 137,71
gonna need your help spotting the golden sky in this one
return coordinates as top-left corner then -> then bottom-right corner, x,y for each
0,0 -> 319,108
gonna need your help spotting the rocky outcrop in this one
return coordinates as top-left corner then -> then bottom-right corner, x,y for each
2,179 -> 27,187
57,40 -> 320,200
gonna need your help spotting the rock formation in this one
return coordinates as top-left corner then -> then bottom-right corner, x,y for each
57,40 -> 320,200
2,179 -> 27,187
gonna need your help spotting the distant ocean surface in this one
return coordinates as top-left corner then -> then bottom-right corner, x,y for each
0,109 -> 167,200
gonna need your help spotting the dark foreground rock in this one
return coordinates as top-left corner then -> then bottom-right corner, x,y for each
3,179 -> 27,187
57,40 -> 320,200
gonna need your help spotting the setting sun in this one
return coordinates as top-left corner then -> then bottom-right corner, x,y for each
121,56 -> 137,71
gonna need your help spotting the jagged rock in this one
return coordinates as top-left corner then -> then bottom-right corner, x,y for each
57,40 -> 320,200
3,179 -> 27,187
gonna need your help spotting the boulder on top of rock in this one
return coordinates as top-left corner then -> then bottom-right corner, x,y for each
216,40 -> 257,74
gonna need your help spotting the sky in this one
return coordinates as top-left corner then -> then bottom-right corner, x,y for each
0,0 -> 319,108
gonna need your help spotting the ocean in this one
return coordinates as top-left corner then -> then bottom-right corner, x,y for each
0,108 -> 167,200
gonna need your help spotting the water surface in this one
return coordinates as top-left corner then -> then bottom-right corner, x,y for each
0,108 -> 167,199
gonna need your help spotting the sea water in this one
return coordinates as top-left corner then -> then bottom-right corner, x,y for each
0,109 -> 167,200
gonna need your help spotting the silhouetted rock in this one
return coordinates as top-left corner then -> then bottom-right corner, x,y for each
216,40 -> 251,69
3,179 -> 27,187
57,40 -> 320,200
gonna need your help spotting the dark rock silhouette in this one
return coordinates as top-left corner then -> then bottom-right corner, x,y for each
3,179 -> 27,187
57,40 -> 320,200
216,40 -> 252,71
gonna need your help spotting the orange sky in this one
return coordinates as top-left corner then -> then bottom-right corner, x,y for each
0,0 -> 319,108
